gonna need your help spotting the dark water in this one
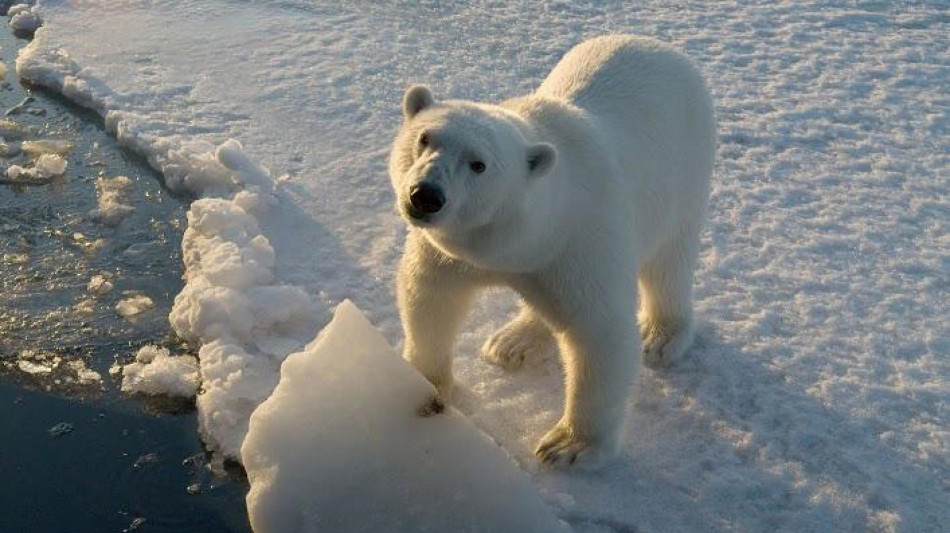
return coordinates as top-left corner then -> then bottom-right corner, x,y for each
0,22 -> 252,533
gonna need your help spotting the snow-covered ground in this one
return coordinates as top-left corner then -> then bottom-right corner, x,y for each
18,1 -> 949,531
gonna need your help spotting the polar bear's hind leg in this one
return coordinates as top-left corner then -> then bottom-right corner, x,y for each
638,223 -> 701,368
481,306 -> 556,370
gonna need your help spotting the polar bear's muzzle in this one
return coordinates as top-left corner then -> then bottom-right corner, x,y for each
405,181 -> 446,221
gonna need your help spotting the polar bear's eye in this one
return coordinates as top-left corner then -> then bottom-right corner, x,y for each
469,161 -> 486,174
419,133 -> 430,148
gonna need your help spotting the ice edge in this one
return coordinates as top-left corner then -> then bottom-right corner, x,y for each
16,20 -> 325,460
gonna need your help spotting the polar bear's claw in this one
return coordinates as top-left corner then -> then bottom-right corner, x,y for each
416,395 -> 445,417
535,424 -> 610,471
641,319 -> 694,370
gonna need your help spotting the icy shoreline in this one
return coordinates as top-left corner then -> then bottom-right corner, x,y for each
16,17 -> 325,460
0,13 -> 257,531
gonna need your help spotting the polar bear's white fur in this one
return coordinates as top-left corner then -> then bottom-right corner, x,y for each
389,36 -> 715,470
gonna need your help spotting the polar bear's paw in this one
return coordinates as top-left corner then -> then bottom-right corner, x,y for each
535,424 -> 612,471
481,318 -> 554,370
641,319 -> 694,369
415,394 -> 445,417
413,373 -> 453,417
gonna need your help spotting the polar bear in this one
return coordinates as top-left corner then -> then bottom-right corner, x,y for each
389,35 -> 715,470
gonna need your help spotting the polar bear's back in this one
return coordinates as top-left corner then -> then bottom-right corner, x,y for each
539,36 -> 714,211
536,36 -> 715,249
538,35 -> 714,153
538,35 -> 709,120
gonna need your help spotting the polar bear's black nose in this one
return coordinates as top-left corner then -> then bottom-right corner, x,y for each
408,183 -> 445,216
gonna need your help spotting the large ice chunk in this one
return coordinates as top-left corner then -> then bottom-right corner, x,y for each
242,300 -> 569,533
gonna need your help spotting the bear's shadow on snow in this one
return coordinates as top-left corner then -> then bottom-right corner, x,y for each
478,318 -> 936,530
264,180 -> 401,337
581,321 -> 936,529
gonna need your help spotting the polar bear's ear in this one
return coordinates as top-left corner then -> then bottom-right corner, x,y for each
403,85 -> 435,119
527,142 -> 557,179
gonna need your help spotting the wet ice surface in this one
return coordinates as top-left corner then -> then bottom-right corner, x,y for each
0,24 -> 251,533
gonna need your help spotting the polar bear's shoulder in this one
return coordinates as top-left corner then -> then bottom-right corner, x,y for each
501,95 -> 598,155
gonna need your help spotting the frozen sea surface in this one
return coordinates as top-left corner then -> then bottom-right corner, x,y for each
14,1 -> 950,531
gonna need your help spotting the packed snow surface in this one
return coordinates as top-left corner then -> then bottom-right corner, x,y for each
121,345 -> 199,398
19,1 -> 950,531
243,300 -> 570,533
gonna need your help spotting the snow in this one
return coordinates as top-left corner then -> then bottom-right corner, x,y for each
8,3 -> 40,35
12,350 -> 101,383
115,294 -> 154,318
2,251 -> 28,265
0,138 -> 18,157
120,345 -> 199,398
7,4 -> 29,17
4,164 -> 29,180
18,359 -> 51,375
4,153 -> 67,181
86,274 -> 114,296
47,422 -> 73,438
20,139 -> 72,155
69,359 -> 102,384
165,151 -> 322,456
89,175 -> 134,226
17,1 -> 950,530
33,152 -> 66,175
73,298 -> 94,315
242,300 -> 569,533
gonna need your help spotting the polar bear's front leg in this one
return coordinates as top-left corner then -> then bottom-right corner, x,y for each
530,274 -> 639,471
398,232 -> 479,408
536,327 -> 638,470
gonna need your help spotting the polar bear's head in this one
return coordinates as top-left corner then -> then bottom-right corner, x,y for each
388,86 -> 557,236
